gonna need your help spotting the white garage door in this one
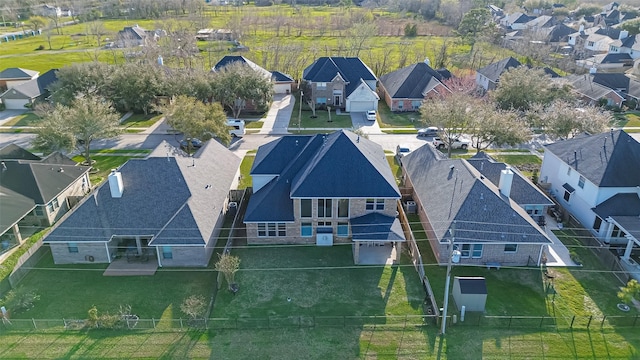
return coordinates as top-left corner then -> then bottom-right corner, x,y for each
349,101 -> 374,112
273,83 -> 291,94
3,98 -> 30,110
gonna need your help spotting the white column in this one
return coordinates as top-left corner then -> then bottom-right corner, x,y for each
623,238 -> 634,261
12,224 -> 23,244
354,242 -> 360,264
605,219 -> 615,243
136,235 -> 142,255
105,242 -> 111,263
395,242 -> 402,262
156,247 -> 162,267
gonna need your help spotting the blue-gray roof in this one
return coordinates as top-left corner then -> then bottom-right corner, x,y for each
244,130 -> 400,222
544,130 -> 640,187
0,69 -> 57,99
213,55 -> 271,78
467,152 -> 553,207
271,71 -> 294,82
44,140 -> 241,246
477,57 -> 521,83
350,212 -> 405,241
593,193 -> 640,217
401,145 -> 551,244
0,67 -> 38,80
601,53 -> 633,64
379,62 -> 450,99
303,57 -> 376,96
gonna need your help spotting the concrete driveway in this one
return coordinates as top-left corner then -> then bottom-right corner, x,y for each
258,94 -> 294,135
0,109 -> 27,125
350,112 -> 383,135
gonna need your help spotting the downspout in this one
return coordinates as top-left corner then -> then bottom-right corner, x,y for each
537,244 -> 545,266
105,242 -> 111,263
156,247 -> 162,267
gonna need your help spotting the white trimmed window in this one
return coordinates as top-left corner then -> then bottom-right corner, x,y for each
504,244 -> 518,253
366,198 -> 384,211
68,242 -> 78,253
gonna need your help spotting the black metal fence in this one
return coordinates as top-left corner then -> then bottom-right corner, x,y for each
3,313 -> 640,332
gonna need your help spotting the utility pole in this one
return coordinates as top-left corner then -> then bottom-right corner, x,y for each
441,220 -> 460,336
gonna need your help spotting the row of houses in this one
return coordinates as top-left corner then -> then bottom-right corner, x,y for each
4,127 -> 638,274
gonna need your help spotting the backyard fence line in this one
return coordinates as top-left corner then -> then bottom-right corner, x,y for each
8,239 -> 49,288
397,200 -> 440,322
2,314 -> 640,332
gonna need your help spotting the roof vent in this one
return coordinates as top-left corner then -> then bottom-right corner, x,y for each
58,167 -> 64,173
1,162 -> 5,171
449,165 -> 455,170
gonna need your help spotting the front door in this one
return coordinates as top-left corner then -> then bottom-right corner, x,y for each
334,95 -> 341,106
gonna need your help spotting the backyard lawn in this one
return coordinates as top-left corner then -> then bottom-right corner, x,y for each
11,254 -> 215,320
212,245 -> 424,319
238,154 -> 255,189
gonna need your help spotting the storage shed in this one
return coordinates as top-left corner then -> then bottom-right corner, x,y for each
452,276 -> 487,312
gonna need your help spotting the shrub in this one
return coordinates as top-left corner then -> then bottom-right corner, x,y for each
181,295 -> 207,320
35,45 -> 44,50
3,287 -> 40,314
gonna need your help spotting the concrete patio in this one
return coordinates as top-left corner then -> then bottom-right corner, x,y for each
103,256 -> 158,276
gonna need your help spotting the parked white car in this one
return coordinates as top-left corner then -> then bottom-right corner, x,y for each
366,110 -> 377,121
433,137 -> 471,150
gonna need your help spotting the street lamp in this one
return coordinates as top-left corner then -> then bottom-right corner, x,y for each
441,220 -> 461,336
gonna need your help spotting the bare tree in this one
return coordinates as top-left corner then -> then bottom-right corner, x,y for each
346,22 -> 378,57
88,21 -> 108,47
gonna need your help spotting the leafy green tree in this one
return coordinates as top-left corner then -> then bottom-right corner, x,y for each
49,62 -> 112,105
527,100 -> 612,139
162,95 -> 230,150
457,8 -> 492,44
404,23 -> 418,37
110,62 -> 165,114
469,105 -> 531,152
34,96 -> 121,164
492,67 -> 572,111
621,20 -> 640,36
420,92 -> 474,158
211,62 -> 273,119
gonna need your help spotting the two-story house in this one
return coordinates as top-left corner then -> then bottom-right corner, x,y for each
243,130 -> 405,265
401,146 -> 553,267
475,57 -> 521,91
0,144 -> 91,255
539,130 -> 640,248
302,57 -> 379,112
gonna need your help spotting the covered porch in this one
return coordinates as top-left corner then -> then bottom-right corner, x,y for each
103,235 -> 157,276
350,213 -> 405,265
607,216 -> 640,281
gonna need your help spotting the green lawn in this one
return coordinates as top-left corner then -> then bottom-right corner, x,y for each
245,120 -> 264,129
121,113 -> 163,128
11,255 -> 215,320
89,149 -> 151,154
212,245 -> 424,318
2,112 -> 41,126
72,155 -> 144,184
238,154 -> 255,189
613,111 -> 640,128
289,95 -> 353,129
377,101 -> 419,128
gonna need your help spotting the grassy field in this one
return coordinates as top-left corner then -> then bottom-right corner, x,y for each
11,255 -> 215,320
238,154 -> 255,189
1,112 -> 41,126
72,155 -> 144,184
121,113 -> 163,128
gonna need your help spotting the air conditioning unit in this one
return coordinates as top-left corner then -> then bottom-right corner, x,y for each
405,201 -> 417,214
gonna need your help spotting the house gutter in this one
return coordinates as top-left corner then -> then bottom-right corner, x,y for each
156,246 -> 162,268
537,244 -> 545,267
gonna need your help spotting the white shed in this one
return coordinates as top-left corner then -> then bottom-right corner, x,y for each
452,276 -> 487,312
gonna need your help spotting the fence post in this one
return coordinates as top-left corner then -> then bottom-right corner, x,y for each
587,315 -> 593,329
32,318 -> 37,329
540,316 -> 545,328
634,315 -> 639,327
180,318 -> 183,329
570,316 -> 575,329
152,318 -> 156,329
508,316 -> 512,328
601,316 -> 606,329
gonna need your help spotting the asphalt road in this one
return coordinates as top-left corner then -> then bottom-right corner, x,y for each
0,132 -> 433,155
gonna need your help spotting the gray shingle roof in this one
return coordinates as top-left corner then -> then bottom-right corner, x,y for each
457,277 -> 487,294
401,144 -> 550,245
350,213 -> 405,241
44,140 -> 241,246
477,57 -> 521,83
0,186 -> 36,235
611,215 -> 640,240
270,71 -> 294,82
567,74 -> 622,101
213,55 -> 271,79
0,144 -> 40,160
379,62 -> 449,99
467,152 -> 553,207
544,130 -> 640,187
0,160 -> 89,204
0,69 -> 57,99
303,57 -> 377,96
0,68 -> 38,80
593,192 -> 640,217
244,130 -> 400,222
